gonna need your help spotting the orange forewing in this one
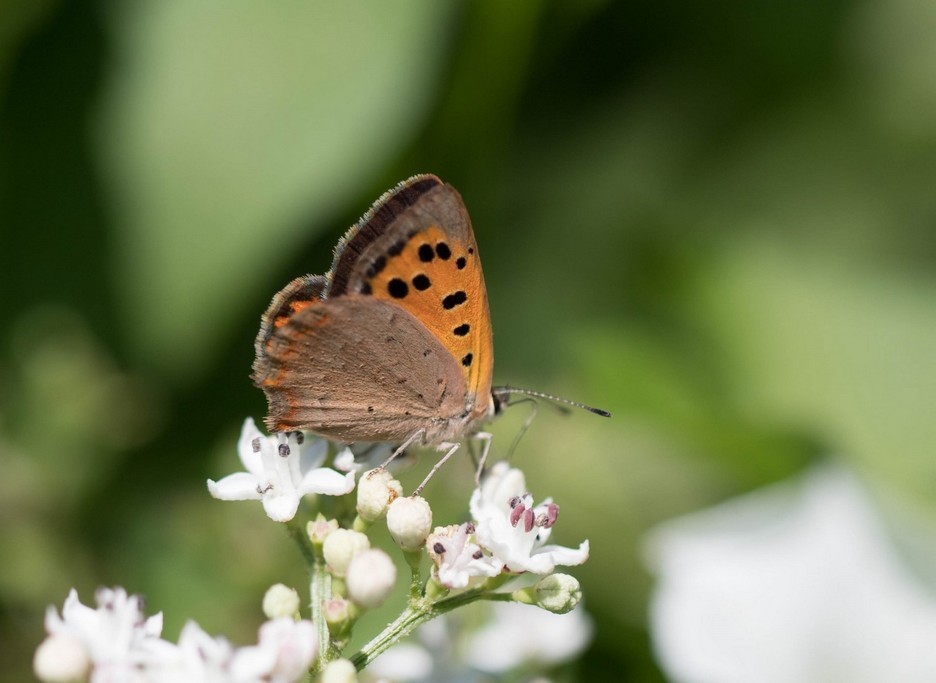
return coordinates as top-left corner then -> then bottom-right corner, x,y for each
362,224 -> 493,409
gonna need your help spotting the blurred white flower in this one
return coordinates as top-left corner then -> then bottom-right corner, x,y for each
37,587 -> 324,683
323,528 -> 371,577
229,617 -> 317,683
368,642 -> 434,681
208,417 -> 355,522
321,658 -> 359,683
470,463 -> 588,574
164,621 -> 233,683
426,523 -> 503,590
645,465 -> 936,683
333,442 -> 399,474
34,632 -> 90,682
346,549 -> 398,609
39,587 -> 174,683
365,600 -> 593,682
262,584 -> 301,620
465,602 -> 593,673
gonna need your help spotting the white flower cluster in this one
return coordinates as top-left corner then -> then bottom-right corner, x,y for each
426,462 -> 589,592
34,587 -> 317,683
36,418 -> 593,682
312,460 -> 589,617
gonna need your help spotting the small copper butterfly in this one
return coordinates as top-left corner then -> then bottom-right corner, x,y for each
252,175 -> 607,455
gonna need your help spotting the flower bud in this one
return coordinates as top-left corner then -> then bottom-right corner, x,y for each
34,634 -> 90,682
324,596 -> 354,639
534,573 -> 582,614
346,549 -> 397,609
387,496 -> 432,551
322,658 -> 358,683
262,583 -> 300,619
307,514 -> 340,545
323,529 -> 370,577
356,468 -> 403,522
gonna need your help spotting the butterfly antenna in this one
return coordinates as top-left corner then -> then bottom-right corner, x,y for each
492,386 -> 612,418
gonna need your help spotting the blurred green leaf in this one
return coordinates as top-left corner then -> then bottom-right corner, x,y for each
98,0 -> 455,377
0,0 -> 56,97
694,238 -> 936,504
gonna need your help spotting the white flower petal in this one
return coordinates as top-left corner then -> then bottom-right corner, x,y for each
230,617 -> 317,683
172,621 -> 233,682
236,417 -> 268,476
523,540 -> 590,572
262,492 -> 301,523
333,447 -> 356,472
298,468 -> 356,496
428,524 -> 503,590
207,473 -> 263,501
299,437 -> 328,471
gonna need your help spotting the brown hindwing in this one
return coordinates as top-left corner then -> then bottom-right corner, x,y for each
254,296 -> 467,442
252,274 -> 327,388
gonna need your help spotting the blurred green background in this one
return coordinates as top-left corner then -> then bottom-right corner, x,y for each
2,0 -> 935,680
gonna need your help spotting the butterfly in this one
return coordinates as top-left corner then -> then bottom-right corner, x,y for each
252,174 -> 608,465
253,174 -> 496,450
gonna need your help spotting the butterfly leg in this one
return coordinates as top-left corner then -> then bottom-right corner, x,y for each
413,441 -> 460,496
471,431 -> 493,486
379,429 -> 425,469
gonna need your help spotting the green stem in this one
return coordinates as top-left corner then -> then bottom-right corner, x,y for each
286,519 -> 335,671
349,604 -> 434,670
404,550 -> 423,601
349,585 -> 509,670
310,558 -> 335,671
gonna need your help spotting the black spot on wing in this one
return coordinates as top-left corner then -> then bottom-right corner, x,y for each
387,239 -> 406,257
442,291 -> 467,309
388,279 -> 409,298
419,244 -> 434,262
366,255 -> 387,278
